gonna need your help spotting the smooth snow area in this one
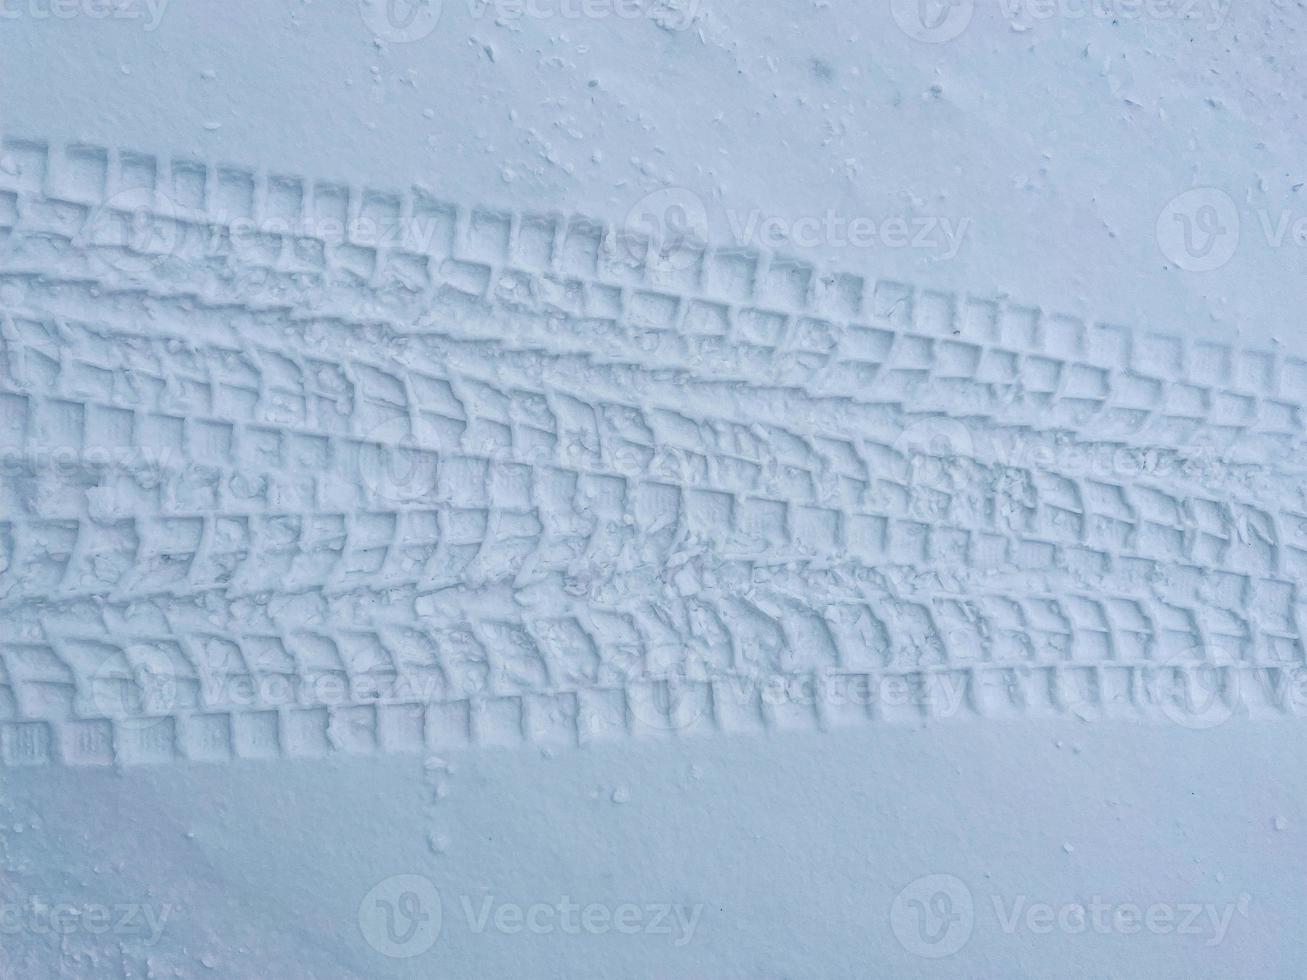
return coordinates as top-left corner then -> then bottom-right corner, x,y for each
3,721 -> 1302,977
0,1 -> 1304,978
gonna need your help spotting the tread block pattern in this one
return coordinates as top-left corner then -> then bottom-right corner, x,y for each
0,135 -> 1304,766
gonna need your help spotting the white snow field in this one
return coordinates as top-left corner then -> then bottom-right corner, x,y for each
0,0 -> 1305,977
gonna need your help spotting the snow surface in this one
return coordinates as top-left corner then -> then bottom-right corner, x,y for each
0,1 -> 1305,977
